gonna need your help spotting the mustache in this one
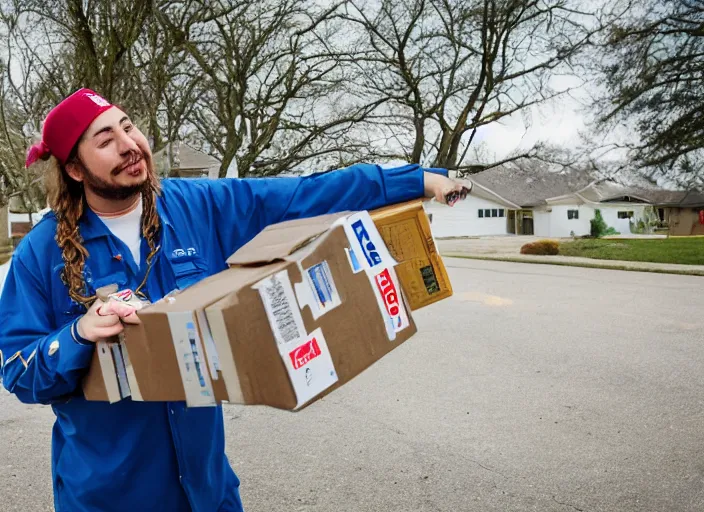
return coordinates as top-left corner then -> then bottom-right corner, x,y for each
112,151 -> 145,175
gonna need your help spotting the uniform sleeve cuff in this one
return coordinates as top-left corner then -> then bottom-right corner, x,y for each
380,164 -> 425,204
52,322 -> 95,373
71,317 -> 92,345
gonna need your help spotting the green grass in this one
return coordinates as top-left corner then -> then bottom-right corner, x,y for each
559,237 -> 704,266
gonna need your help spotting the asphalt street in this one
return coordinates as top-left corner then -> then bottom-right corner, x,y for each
1,259 -> 703,511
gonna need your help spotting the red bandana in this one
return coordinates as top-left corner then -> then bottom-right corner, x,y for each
25,88 -> 114,168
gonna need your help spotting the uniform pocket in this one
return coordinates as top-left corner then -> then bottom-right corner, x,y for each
168,254 -> 209,289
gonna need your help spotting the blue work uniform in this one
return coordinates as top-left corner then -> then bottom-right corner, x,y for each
0,163 -> 427,512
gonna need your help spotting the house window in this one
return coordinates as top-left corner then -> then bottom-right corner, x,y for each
618,211 -> 634,219
567,209 -> 579,220
479,208 -> 505,219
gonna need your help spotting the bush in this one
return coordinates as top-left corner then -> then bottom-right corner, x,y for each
604,227 -> 620,236
590,209 -> 608,238
520,239 -> 560,255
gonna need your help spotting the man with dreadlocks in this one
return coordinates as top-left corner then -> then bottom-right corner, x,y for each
0,88 -> 466,512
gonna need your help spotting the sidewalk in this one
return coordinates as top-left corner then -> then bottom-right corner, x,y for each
437,237 -> 704,276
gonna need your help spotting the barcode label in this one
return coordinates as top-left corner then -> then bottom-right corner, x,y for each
267,275 -> 300,342
254,270 -> 306,346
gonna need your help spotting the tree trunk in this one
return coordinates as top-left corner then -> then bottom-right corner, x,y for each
219,148 -> 236,179
410,116 -> 425,164
433,125 -> 454,168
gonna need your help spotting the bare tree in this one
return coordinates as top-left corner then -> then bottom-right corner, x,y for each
159,0 -> 391,177
592,0 -> 704,189
0,5 -> 50,213
132,4 -> 204,153
0,0 -> 207,209
340,0 -> 601,173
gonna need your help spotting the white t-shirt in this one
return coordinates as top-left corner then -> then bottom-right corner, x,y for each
98,199 -> 143,267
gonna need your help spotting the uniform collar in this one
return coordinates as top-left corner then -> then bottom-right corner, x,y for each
80,207 -> 111,241
79,193 -> 172,241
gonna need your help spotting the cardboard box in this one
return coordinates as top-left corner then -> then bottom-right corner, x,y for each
370,200 -> 452,310
83,211 -> 418,410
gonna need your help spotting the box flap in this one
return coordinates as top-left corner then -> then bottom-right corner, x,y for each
226,212 -> 352,266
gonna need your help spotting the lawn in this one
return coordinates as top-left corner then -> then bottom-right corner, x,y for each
558,237 -> 704,266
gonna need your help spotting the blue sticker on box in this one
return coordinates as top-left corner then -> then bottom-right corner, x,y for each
351,219 -> 383,268
305,261 -> 341,317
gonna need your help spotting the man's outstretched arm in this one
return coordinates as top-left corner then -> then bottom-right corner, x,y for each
170,162 -> 464,259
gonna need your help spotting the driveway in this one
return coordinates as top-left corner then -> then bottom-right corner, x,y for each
2,259 -> 703,511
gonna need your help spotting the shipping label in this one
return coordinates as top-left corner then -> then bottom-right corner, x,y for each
340,212 -> 408,339
254,270 -> 307,346
373,267 -> 410,333
289,336 -> 322,370
282,328 -> 338,409
167,312 -> 216,407
303,261 -> 341,318
351,219 -> 383,267
343,212 -> 395,270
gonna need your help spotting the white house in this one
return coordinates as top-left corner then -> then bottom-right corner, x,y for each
427,164 -> 663,238
534,181 -> 651,238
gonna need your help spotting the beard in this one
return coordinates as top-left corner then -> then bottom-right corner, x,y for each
81,151 -> 154,201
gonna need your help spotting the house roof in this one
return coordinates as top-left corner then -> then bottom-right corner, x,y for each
576,181 -> 656,204
670,190 -> 704,207
468,162 -> 593,207
466,162 -> 704,208
583,185 -> 704,207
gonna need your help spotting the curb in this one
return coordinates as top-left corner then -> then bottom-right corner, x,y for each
441,253 -> 704,277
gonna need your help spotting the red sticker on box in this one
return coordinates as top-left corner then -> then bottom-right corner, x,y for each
374,267 -> 409,333
289,337 -> 322,370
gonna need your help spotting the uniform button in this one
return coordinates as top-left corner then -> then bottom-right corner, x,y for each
48,340 -> 60,356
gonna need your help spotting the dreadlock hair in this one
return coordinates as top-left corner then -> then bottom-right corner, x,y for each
43,141 -> 162,309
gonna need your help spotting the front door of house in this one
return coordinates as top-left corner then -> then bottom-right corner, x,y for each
507,210 -> 516,234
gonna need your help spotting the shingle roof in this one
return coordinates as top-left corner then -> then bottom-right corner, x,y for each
670,190 -> 704,207
467,162 -> 704,208
468,162 -> 594,207
582,183 -> 704,206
